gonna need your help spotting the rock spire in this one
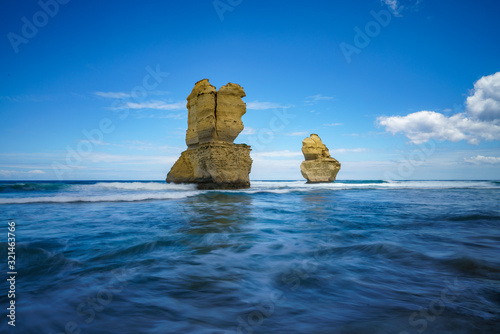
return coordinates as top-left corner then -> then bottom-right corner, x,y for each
300,134 -> 341,183
166,79 -> 252,189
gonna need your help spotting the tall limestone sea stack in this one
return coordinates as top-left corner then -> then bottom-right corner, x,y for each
166,79 -> 252,189
300,134 -> 341,183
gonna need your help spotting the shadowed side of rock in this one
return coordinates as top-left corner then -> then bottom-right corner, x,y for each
167,79 -> 252,189
300,134 -> 341,183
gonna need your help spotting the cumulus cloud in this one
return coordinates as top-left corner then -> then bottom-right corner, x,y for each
378,111 -> 500,144
377,71 -> 500,144
466,71 -> 500,123
464,155 -> 500,165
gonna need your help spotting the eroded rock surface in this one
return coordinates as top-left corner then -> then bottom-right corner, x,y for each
216,83 -> 246,143
186,79 -> 217,147
300,134 -> 341,183
167,79 -> 252,189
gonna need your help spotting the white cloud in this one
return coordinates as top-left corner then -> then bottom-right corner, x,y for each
76,139 -> 181,152
112,100 -> 186,111
0,170 -> 13,176
241,127 -> 256,135
94,91 -> 131,99
377,111 -> 500,145
305,94 -> 334,105
79,139 -> 110,146
102,139 -> 182,152
332,148 -> 367,154
0,169 -> 45,177
378,72 -> 500,145
94,91 -> 171,99
252,150 -> 302,158
0,94 -> 52,102
28,170 -> 45,174
0,96 -> 18,102
464,155 -> 500,165
252,148 -> 366,159
85,153 -> 178,165
108,98 -> 291,111
132,112 -> 186,120
382,0 -> 401,15
466,71 -> 500,123
2,149 -> 179,166
250,158 -> 303,179
286,131 -> 308,136
324,123 -> 343,127
96,90 -> 185,117
158,112 -> 186,119
246,101 -> 293,110
381,0 -> 421,16
123,140 -> 150,146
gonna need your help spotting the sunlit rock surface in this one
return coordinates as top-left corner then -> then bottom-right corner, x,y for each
167,79 -> 252,189
300,134 -> 341,183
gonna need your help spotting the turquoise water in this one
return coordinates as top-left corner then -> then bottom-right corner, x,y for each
1,180 -> 499,333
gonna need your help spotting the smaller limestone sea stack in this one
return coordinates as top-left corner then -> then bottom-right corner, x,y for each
166,79 -> 252,189
300,134 -> 341,183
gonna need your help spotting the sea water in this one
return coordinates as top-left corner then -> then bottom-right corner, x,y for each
0,180 -> 499,333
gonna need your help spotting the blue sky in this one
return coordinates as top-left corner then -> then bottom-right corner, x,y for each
1,0 -> 499,180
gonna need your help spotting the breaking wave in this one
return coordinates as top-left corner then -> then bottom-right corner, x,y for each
239,180 -> 500,194
0,191 -> 200,204
0,180 -> 498,204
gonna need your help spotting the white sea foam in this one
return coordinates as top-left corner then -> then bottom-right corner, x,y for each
92,182 -> 197,191
1,180 -> 497,204
238,180 -> 499,194
0,191 -> 199,204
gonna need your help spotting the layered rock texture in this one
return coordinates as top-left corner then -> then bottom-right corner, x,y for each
300,134 -> 341,183
167,79 -> 252,189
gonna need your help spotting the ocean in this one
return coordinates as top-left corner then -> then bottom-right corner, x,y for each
1,180 -> 499,333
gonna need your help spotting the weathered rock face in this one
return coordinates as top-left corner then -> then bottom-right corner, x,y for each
300,160 -> 341,183
185,79 -> 247,148
216,83 -> 246,143
300,134 -> 341,183
167,79 -> 252,189
186,79 -> 217,147
167,143 -> 252,189
302,134 -> 331,160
